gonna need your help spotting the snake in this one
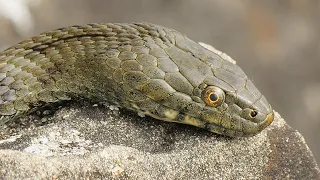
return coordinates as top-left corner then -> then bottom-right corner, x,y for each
0,23 -> 274,137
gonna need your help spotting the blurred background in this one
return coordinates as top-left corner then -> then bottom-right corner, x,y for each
0,0 -> 319,163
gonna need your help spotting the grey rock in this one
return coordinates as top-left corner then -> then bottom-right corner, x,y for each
0,102 -> 319,179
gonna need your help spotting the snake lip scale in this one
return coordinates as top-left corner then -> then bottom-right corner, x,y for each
0,22 -> 274,137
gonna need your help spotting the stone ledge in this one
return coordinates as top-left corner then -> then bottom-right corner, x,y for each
0,103 -> 319,179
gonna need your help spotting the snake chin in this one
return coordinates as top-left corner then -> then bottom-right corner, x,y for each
203,110 -> 274,137
134,106 -> 274,137
129,99 -> 274,137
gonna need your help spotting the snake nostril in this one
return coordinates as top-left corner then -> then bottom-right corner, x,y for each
249,109 -> 258,118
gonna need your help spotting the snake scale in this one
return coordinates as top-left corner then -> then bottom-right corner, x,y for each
0,23 -> 274,137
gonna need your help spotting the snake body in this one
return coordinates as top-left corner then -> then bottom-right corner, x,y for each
0,23 -> 273,137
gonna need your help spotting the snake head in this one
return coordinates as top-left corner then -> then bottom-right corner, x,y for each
173,34 -> 274,137
139,31 -> 274,137
198,75 -> 274,137
126,25 -> 273,137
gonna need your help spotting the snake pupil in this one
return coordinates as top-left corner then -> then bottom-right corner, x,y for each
209,93 -> 218,102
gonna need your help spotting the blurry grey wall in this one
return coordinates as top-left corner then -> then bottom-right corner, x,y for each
0,0 -> 319,163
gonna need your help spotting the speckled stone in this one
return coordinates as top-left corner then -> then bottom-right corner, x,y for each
0,104 -> 318,179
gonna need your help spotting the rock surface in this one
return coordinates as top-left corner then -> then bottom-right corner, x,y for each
0,102 -> 319,179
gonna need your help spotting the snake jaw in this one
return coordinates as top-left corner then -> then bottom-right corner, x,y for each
261,111 -> 274,130
197,106 -> 274,137
179,88 -> 275,137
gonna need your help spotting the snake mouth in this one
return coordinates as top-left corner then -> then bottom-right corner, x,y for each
132,99 -> 274,137
243,111 -> 274,136
204,111 -> 274,137
258,111 -> 274,131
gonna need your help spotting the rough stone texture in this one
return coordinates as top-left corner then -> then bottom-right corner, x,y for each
0,102 -> 319,179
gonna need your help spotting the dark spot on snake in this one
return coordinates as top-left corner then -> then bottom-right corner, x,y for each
250,109 -> 258,118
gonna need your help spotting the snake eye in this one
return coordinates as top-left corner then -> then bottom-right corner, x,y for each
250,109 -> 258,118
202,86 -> 225,107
